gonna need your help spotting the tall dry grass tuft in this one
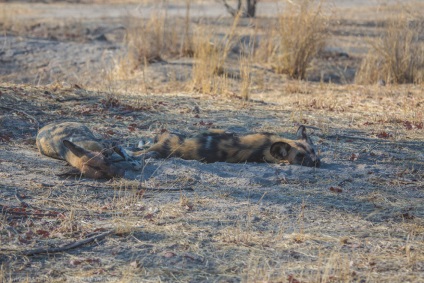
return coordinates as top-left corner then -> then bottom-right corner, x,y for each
258,0 -> 328,80
240,55 -> 252,100
119,5 -> 194,70
124,14 -> 167,66
109,4 -> 194,87
356,16 -> 424,85
191,28 -> 223,94
191,13 -> 241,94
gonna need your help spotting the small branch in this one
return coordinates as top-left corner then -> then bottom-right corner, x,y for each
4,210 -> 62,218
221,0 -> 242,17
15,190 -> 35,209
146,187 -> 194,192
20,230 -> 114,256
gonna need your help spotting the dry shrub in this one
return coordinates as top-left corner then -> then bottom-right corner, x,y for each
191,28 -> 224,94
191,13 -> 241,94
0,3 -> 30,35
123,7 -> 193,69
240,55 -> 252,100
124,15 -> 169,66
356,16 -> 424,85
109,5 -> 194,84
259,0 -> 328,80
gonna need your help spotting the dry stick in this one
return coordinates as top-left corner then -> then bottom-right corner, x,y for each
20,230 -> 114,256
15,189 -> 34,209
4,210 -> 62,218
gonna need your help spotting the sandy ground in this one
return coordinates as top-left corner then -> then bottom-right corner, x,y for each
0,82 -> 423,282
0,0 -> 423,282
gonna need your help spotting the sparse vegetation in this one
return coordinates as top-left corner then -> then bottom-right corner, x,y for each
191,28 -> 225,94
220,0 -> 259,18
120,4 -> 194,70
270,0 -> 328,79
356,15 -> 424,84
191,13 -> 241,94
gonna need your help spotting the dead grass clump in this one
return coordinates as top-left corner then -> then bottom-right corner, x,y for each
356,16 -> 424,85
0,3 -> 31,35
122,11 -> 193,68
261,0 -> 328,80
191,29 -> 224,94
191,14 -> 241,94
240,55 -> 252,100
125,15 -> 166,66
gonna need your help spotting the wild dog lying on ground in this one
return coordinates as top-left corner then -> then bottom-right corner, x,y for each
36,122 -> 145,179
36,122 -> 320,179
145,125 -> 320,167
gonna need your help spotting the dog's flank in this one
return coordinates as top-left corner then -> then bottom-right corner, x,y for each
147,126 -> 320,167
36,122 -> 143,179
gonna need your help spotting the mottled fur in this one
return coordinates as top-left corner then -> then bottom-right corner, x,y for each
36,122 -> 143,179
37,122 -> 320,180
146,126 -> 320,167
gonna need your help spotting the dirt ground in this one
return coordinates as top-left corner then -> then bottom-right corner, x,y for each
1,1 -> 424,282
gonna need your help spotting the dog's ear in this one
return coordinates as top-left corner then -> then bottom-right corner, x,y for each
270,142 -> 292,160
296,125 -> 313,145
63,140 -> 90,158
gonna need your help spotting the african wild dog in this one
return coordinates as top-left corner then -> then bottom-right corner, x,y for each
145,125 -> 320,167
36,122 -> 146,179
37,122 -> 320,180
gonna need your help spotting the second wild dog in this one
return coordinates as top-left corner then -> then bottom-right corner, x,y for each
36,122 -> 150,179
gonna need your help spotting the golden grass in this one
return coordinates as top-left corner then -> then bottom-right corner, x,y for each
191,13 -> 242,95
191,27 -> 225,94
0,3 -> 33,35
257,0 -> 328,80
239,55 -> 252,100
120,6 -> 193,68
356,15 -> 424,85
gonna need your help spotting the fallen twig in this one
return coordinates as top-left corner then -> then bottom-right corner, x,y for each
4,210 -> 62,218
146,187 -> 194,192
15,189 -> 35,209
20,230 -> 114,256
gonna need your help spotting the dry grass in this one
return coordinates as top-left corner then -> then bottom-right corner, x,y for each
0,4 -> 33,35
239,54 -> 252,100
191,27 -> 225,94
356,15 -> 424,85
258,0 -> 328,80
119,6 -> 193,69
124,15 -> 169,66
191,13 -> 241,94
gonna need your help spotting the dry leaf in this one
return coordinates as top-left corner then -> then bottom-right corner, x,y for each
329,187 -> 343,193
